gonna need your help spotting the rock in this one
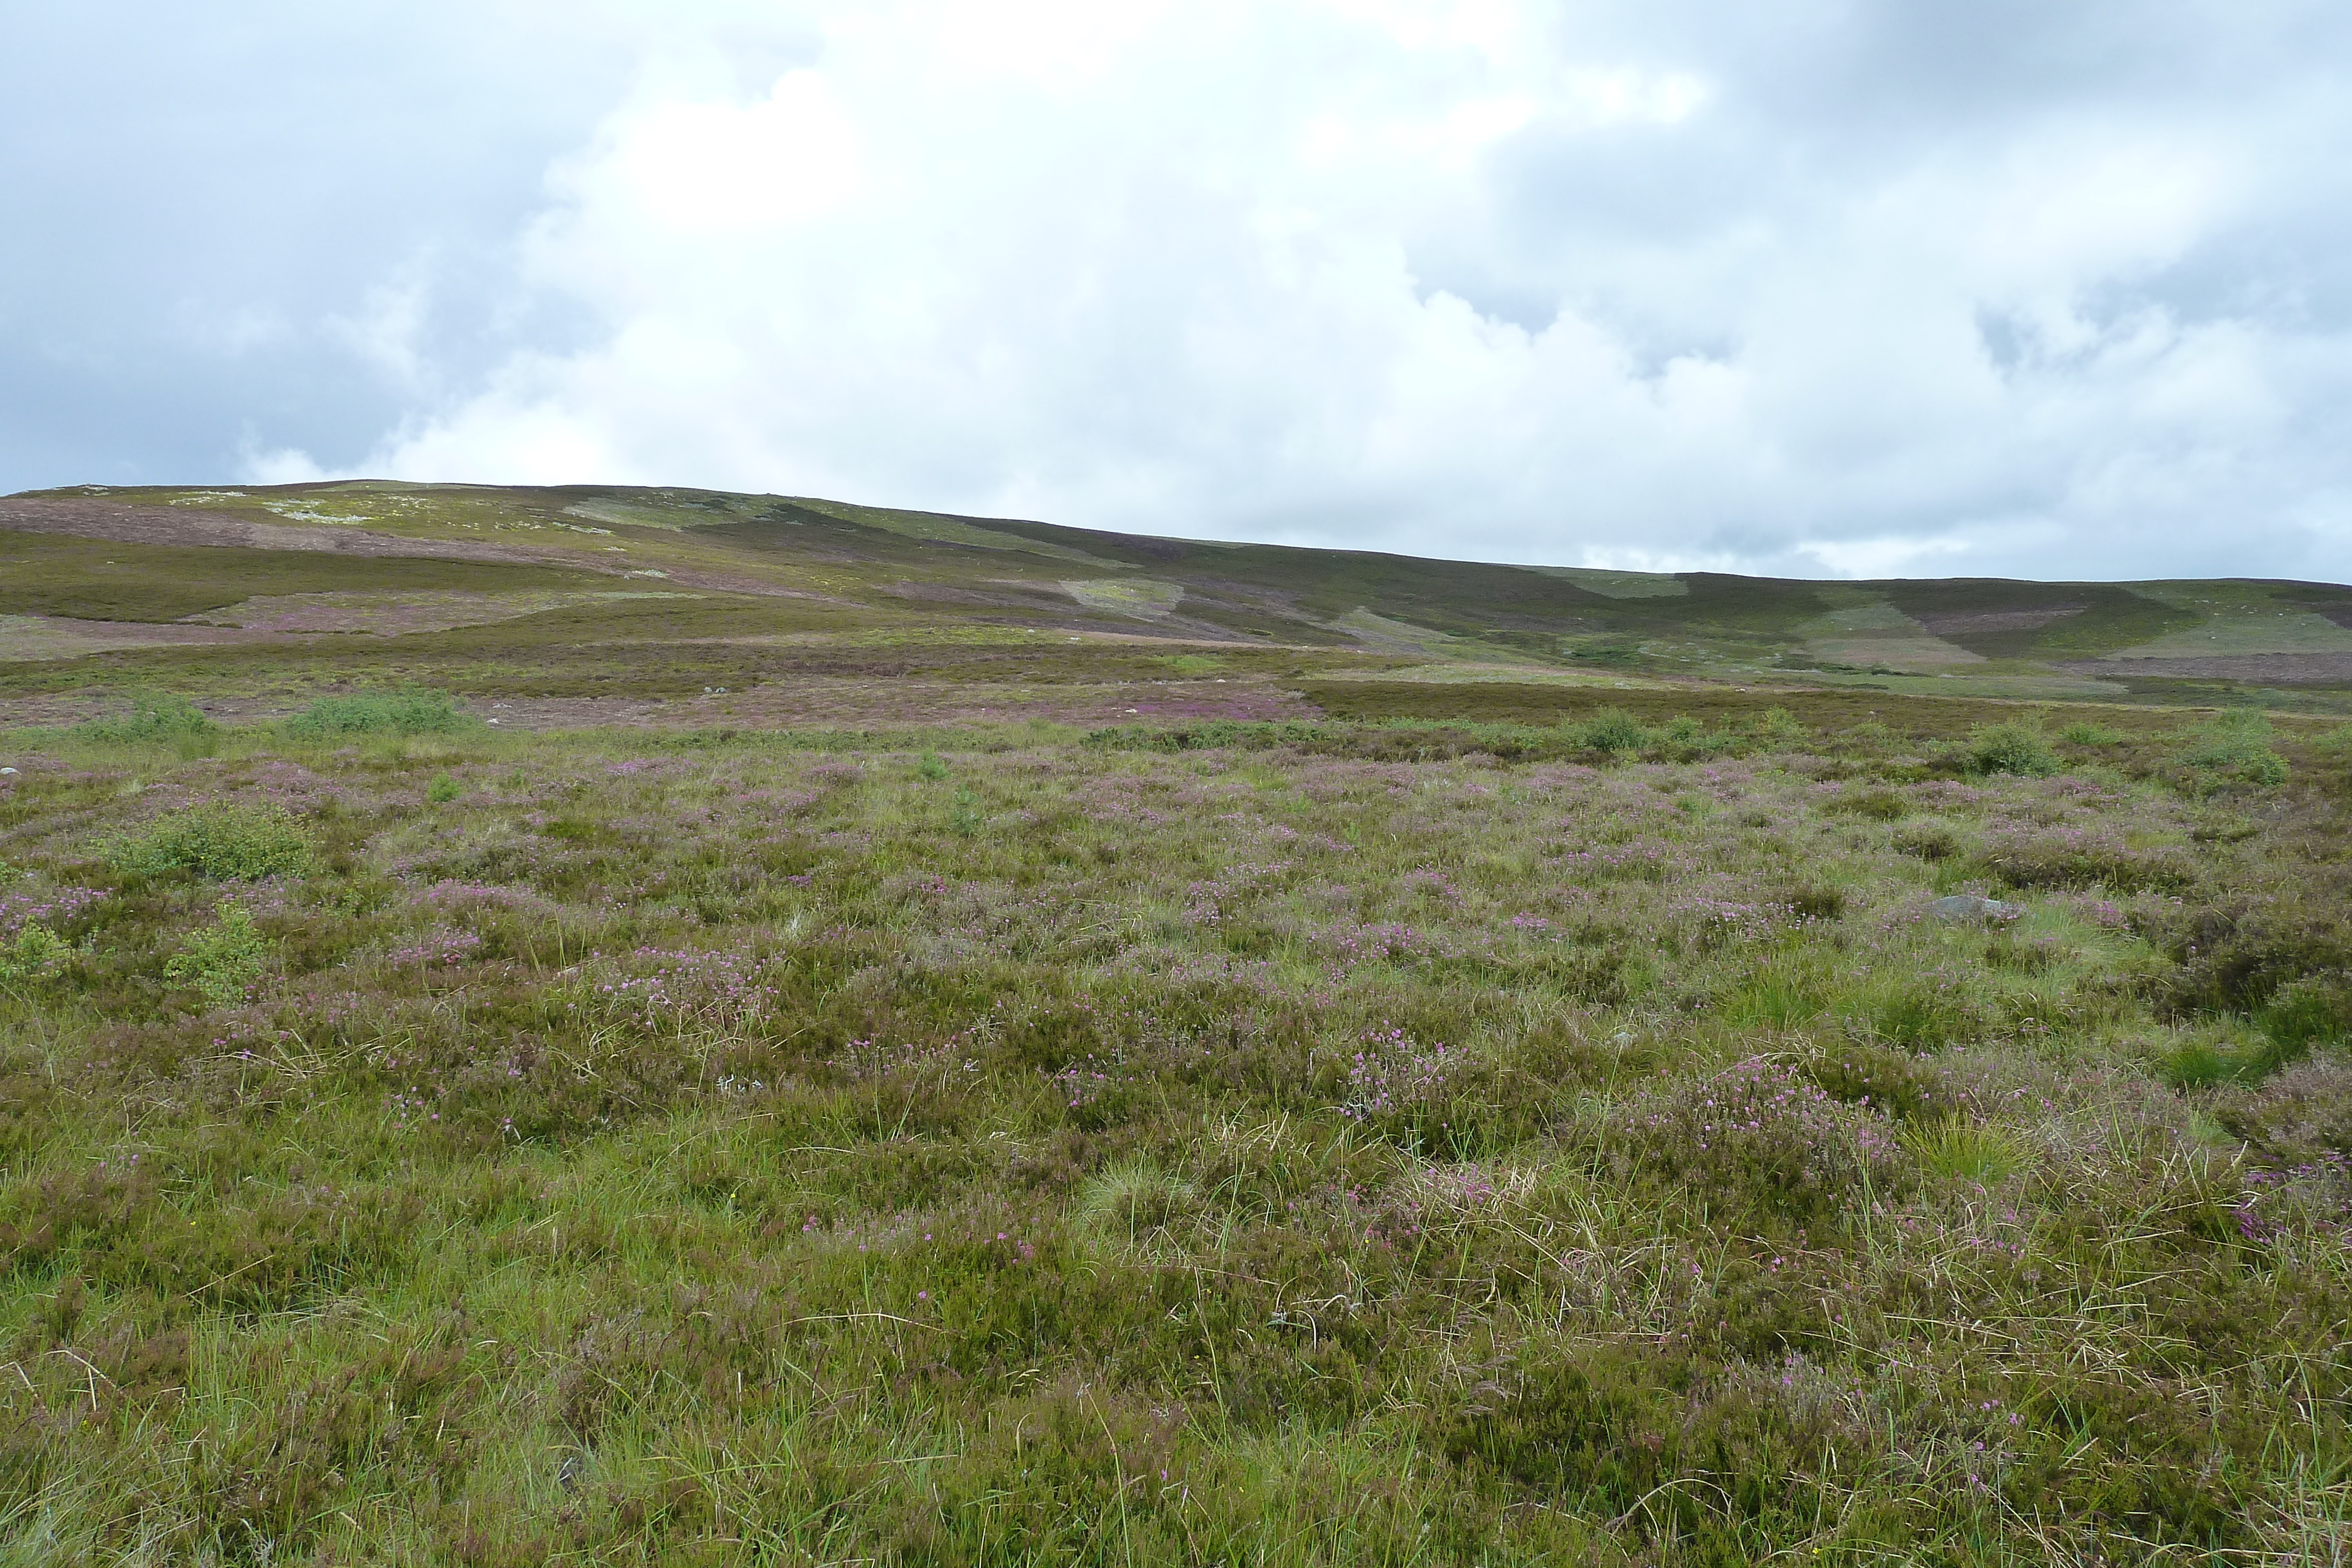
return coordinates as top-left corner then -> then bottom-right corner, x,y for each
1928,894 -> 2021,923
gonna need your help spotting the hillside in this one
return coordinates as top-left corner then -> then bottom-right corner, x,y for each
7,482 -> 2352,726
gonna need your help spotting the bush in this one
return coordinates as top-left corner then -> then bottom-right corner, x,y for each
163,903 -> 272,1008
1575,708 -> 1649,754
1966,721 -> 2059,777
2060,721 -> 2124,745
2174,708 -> 2288,789
71,692 -> 216,745
0,924 -> 71,989
1805,1042 -> 1943,1121
108,803 -> 310,881
283,687 -> 477,740
1748,707 -> 1808,748
426,774 -> 463,805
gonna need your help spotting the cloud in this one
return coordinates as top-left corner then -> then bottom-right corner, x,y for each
11,2 -> 2349,580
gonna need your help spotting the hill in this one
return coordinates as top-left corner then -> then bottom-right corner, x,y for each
6,481 -> 2352,728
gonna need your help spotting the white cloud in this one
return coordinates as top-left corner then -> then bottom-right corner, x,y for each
46,0 -> 2352,580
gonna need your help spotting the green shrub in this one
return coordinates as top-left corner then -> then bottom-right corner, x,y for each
1658,714 -> 1708,748
2172,708 -> 2288,789
916,752 -> 951,780
1966,721 -> 2059,777
163,903 -> 273,1008
2060,720 -> 2124,745
108,803 -> 310,881
0,923 -> 72,989
71,692 -> 217,746
426,774 -> 463,805
2212,1057 -> 2352,1165
1576,708 -> 1649,754
283,686 -> 477,740
1747,707 -> 1808,748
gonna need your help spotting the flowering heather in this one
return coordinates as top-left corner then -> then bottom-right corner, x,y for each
1624,1055 -> 1901,1217
383,930 -> 485,969
0,694 -> 2343,1564
1339,1024 -> 1457,1122
0,883 -> 106,935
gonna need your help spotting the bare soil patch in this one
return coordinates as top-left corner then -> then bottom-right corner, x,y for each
2073,653 -> 2352,686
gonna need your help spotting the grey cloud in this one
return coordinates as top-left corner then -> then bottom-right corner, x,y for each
4,1 -> 2348,581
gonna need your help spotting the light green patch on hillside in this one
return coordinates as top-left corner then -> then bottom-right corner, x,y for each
786,497 -> 1122,567
1766,667 -> 2133,699
1315,660 -> 1670,688
2107,600 -> 2352,658
1062,579 -> 1185,618
186,590 -> 700,636
1524,565 -> 1690,599
0,614 -> 233,663
1796,602 -> 1986,672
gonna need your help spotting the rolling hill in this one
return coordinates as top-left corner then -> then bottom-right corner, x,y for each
5,480 -> 2351,724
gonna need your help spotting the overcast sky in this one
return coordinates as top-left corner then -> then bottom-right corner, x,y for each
6,1 -> 2350,581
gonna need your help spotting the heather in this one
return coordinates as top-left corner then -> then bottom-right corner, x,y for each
0,705 -> 2347,1565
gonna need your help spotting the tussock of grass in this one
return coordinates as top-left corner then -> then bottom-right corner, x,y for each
283,684 -> 479,739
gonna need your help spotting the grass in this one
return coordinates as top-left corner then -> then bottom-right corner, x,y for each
0,696 -> 2344,1564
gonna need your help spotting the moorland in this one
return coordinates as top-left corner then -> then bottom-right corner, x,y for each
0,481 -> 2349,1564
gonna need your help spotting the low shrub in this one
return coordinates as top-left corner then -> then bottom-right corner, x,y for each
1574,708 -> 1649,754
1747,707 -> 1808,747
1892,820 -> 1960,860
106,802 -> 310,881
284,686 -> 478,739
2160,900 -> 2352,1021
2060,720 -> 2124,745
2173,708 -> 2288,790
71,691 -> 216,746
0,923 -> 72,989
163,903 -> 273,1008
1616,1055 -> 1900,1219
1966,721 -> 2059,777
2213,1056 -> 2352,1165
1805,1042 -> 1943,1121
1976,826 -> 2196,892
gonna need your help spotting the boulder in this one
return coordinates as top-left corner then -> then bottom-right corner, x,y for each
1928,894 -> 2022,923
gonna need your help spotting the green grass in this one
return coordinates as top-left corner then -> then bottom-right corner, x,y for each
0,702 -> 2345,1563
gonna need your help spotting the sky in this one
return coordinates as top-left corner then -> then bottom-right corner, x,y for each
5,1 -> 2350,582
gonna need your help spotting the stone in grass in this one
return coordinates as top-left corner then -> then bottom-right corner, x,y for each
1929,894 -> 2022,923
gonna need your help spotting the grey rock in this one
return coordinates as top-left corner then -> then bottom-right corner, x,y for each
1927,894 -> 2022,923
